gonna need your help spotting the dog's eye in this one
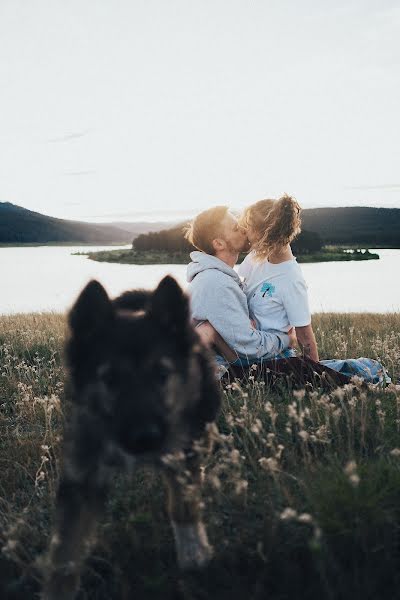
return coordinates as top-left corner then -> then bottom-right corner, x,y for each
97,364 -> 117,387
155,366 -> 170,385
155,359 -> 173,385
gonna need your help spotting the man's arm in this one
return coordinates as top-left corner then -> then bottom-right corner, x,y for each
295,324 -> 319,362
190,278 -> 289,360
196,321 -> 237,361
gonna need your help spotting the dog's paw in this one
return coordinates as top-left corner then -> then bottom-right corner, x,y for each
41,561 -> 81,600
172,521 -> 213,570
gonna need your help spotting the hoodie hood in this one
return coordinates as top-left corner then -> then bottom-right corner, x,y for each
186,251 -> 242,286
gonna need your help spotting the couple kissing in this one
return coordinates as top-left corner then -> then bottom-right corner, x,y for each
184,196 -> 389,386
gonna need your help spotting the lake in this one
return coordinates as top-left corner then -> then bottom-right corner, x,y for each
0,246 -> 398,314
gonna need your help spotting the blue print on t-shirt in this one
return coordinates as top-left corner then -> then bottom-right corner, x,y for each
260,281 -> 275,298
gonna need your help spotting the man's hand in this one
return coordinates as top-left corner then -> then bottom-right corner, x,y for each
195,321 -> 237,362
196,322 -> 216,348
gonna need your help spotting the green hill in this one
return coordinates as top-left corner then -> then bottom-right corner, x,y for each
2,203 -> 399,247
0,202 -> 131,244
301,207 -> 400,247
131,206 -> 400,251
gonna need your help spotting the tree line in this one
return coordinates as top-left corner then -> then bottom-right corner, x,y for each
133,224 -> 323,254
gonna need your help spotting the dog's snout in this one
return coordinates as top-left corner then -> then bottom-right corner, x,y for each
132,423 -> 165,452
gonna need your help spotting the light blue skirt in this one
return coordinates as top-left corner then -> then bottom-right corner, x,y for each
320,357 -> 391,385
215,353 -> 391,385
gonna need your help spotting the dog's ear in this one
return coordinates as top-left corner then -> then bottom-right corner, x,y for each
149,276 -> 190,333
69,280 -> 113,337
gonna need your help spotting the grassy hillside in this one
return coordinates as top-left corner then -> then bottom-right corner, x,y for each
0,313 -> 399,599
301,207 -> 400,247
0,202 -> 131,244
3,204 -> 400,247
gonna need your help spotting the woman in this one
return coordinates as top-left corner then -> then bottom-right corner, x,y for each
237,194 -> 319,362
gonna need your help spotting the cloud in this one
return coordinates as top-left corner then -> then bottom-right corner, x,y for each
77,208 -> 200,222
62,170 -> 96,177
47,129 -> 92,143
345,184 -> 400,191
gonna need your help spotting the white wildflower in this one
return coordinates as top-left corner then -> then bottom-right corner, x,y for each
280,508 -> 297,521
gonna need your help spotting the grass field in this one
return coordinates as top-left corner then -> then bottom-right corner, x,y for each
0,313 -> 399,599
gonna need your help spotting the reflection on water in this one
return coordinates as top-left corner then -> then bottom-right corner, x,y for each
0,246 -> 398,314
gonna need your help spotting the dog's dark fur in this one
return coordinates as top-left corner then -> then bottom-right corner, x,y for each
42,276 -> 221,600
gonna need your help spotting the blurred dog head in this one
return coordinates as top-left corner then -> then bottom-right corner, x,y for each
66,276 -> 220,457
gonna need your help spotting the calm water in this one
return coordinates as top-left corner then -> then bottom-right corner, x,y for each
0,246 -> 399,314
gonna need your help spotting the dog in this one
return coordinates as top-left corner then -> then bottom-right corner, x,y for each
42,275 -> 221,600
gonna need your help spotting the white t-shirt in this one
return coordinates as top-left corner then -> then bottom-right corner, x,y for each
238,251 -> 311,333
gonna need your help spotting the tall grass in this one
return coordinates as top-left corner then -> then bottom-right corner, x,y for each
0,313 -> 399,599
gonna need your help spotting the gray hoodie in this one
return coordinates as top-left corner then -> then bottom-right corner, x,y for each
186,251 -> 289,360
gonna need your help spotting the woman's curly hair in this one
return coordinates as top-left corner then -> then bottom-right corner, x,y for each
239,194 -> 301,261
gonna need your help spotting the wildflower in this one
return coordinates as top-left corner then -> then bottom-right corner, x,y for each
225,414 -> 234,427
344,460 -> 360,487
344,460 -> 357,474
35,470 -> 46,487
251,419 -> 263,434
390,448 -> 400,457
235,480 -> 248,495
2,539 -> 17,553
230,449 -> 240,464
231,382 -> 242,392
280,508 -> 297,521
314,526 -> 322,541
350,375 -> 364,388
208,475 -> 221,490
298,513 -> 313,524
258,457 -> 279,472
293,389 -> 306,400
298,430 -> 309,442
332,387 -> 345,401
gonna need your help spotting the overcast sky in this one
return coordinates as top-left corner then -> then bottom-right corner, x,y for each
1,0 -> 399,222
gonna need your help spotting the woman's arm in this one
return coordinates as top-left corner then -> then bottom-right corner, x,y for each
295,324 -> 319,362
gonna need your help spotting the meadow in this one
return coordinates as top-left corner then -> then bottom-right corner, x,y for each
0,313 -> 400,599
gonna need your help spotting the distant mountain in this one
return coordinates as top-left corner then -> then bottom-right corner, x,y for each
110,221 -> 180,236
132,207 -> 400,250
1,203 -> 399,247
301,207 -> 400,247
0,202 -> 132,244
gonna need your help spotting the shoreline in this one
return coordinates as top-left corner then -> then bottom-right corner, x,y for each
75,248 -> 380,265
0,241 -> 130,247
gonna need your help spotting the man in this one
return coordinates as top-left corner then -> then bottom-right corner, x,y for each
185,205 -> 289,363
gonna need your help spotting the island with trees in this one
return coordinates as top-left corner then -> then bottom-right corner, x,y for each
82,223 -> 380,265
